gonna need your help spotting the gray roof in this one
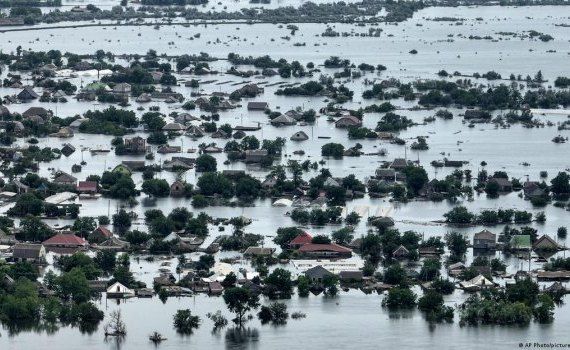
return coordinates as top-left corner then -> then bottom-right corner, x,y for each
12,243 -> 44,259
474,230 -> 496,241
304,265 -> 333,279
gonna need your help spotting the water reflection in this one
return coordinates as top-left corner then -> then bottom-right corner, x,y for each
104,334 -> 125,350
225,327 -> 259,350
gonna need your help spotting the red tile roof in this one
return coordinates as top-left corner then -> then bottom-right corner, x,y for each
77,181 -> 97,192
93,226 -> 112,238
290,231 -> 312,246
298,243 -> 352,253
43,233 -> 88,246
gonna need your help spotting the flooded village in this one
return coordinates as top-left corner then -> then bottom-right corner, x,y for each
0,0 -> 570,349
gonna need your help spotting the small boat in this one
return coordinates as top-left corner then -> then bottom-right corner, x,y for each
149,331 -> 166,343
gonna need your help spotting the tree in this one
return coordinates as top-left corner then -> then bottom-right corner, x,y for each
141,112 -> 165,131
113,265 -> 137,288
257,302 -> 288,325
443,206 -> 475,224
8,261 -> 39,280
383,264 -> 407,286
107,175 -> 137,199
445,232 -> 468,257
360,233 -> 382,263
124,230 -> 149,245
56,268 -> 91,303
196,254 -> 215,271
485,180 -> 500,198
321,143 -> 344,158
147,131 -> 167,145
311,235 -> 331,244
235,175 -> 262,199
558,226 -> 568,239
221,272 -> 237,288
431,278 -> 455,295
419,258 -> 441,281
263,268 -> 293,299
273,227 -> 304,249
322,274 -> 339,296
223,287 -> 260,326
418,290 -> 444,312
63,302 -> 105,331
195,154 -> 217,172
58,253 -> 101,280
168,207 -> 191,229
173,309 -> 201,334
148,215 -> 174,237
197,172 -> 234,198
297,276 -> 310,297
534,294 -> 555,323
345,212 -> 361,225
331,227 -> 354,245
192,194 -> 208,208
142,178 -> 170,197
72,217 -> 97,237
16,216 -> 53,242
403,166 -> 428,195
382,287 -> 416,309
551,172 -> 570,199
112,209 -> 132,232
7,193 -> 44,216
94,250 -> 116,273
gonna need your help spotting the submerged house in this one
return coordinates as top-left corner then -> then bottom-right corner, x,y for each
123,136 -> 147,154
42,233 -> 88,253
247,102 -> 268,110
18,87 -> 39,101
77,181 -> 98,194
510,235 -> 531,250
335,115 -> 361,128
289,231 -> 312,249
53,171 -> 77,186
290,131 -> 309,141
523,181 -> 546,199
106,282 -> 135,298
304,265 -> 333,283
243,247 -> 275,257
488,177 -> 513,192
297,243 -> 352,259
460,275 -> 495,292
95,237 -> 130,251
533,235 -> 560,251
89,226 -> 113,242
170,180 -> 186,197
245,149 -> 268,163
12,243 -> 46,264
473,230 -> 496,250
270,114 -> 296,126
392,245 -> 410,259
60,144 -> 76,157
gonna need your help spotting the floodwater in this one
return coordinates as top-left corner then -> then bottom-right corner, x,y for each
1,5 -> 570,349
